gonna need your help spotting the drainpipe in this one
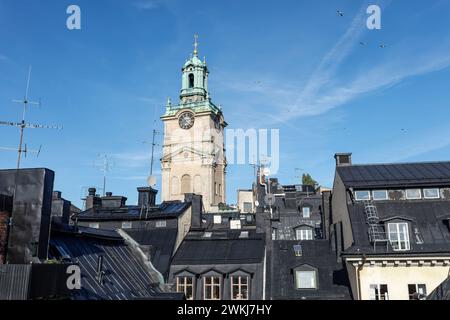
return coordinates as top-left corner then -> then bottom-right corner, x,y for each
356,255 -> 367,300
262,245 -> 267,300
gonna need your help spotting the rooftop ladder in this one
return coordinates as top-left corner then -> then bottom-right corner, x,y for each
363,200 -> 388,251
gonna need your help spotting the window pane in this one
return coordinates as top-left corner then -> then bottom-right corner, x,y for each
372,190 -> 388,200
406,189 -> 421,199
424,188 -> 439,199
355,191 -> 370,200
302,207 -> 310,218
295,271 -> 316,289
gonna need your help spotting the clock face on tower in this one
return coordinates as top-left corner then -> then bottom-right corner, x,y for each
178,111 -> 195,129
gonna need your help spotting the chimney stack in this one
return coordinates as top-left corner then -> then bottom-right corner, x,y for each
334,153 -> 352,167
86,187 -> 101,209
137,187 -> 158,207
185,193 -> 203,229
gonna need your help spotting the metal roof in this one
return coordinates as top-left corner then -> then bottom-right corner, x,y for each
0,264 -> 31,300
172,231 -> 265,265
49,229 -> 167,300
337,162 -> 450,188
76,201 -> 190,221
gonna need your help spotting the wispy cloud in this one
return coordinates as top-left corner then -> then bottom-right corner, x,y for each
133,0 -> 160,10
218,3 -> 450,126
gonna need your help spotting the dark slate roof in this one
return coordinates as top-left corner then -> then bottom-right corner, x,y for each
76,201 -> 190,221
49,225 -> 170,300
172,230 -> 265,265
0,264 -> 31,300
270,240 -> 351,300
123,228 -> 178,278
428,276 -> 450,300
344,200 -> 450,255
337,162 -> 450,188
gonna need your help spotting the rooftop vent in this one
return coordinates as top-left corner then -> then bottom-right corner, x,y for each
334,153 -> 352,167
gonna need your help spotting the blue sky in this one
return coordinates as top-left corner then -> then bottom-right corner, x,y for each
1,0 -> 450,208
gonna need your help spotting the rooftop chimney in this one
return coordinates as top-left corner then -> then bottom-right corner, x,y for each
137,187 -> 158,207
185,193 -> 203,229
334,153 -> 352,167
86,187 -> 101,209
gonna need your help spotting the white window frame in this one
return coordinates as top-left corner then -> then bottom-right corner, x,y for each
230,275 -> 249,300
155,220 -> 166,228
372,190 -> 388,201
355,190 -> 371,201
121,221 -> 132,229
295,270 -> 317,289
388,222 -> 410,251
296,228 -> 313,241
423,188 -> 440,199
204,276 -> 221,300
176,276 -> 194,300
302,207 -> 311,218
213,215 -> 222,224
89,223 -> 99,229
406,189 -> 421,200
369,284 -> 389,300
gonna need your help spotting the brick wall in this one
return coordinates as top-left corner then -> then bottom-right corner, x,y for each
0,210 -> 9,264
0,194 -> 12,264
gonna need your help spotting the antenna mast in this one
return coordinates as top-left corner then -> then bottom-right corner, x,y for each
0,66 -> 62,168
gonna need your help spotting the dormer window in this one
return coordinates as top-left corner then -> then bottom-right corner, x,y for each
423,188 -> 440,199
188,73 -> 194,88
406,189 -> 421,200
302,206 -> 311,218
295,226 -> 314,240
355,190 -> 370,201
387,222 -> 410,251
294,265 -> 318,290
372,190 -> 388,201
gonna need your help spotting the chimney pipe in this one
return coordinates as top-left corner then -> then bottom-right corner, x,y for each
185,193 -> 203,229
137,187 -> 158,207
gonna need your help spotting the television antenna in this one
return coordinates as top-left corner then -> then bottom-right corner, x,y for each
143,108 -> 160,187
0,66 -> 62,168
94,153 -> 114,196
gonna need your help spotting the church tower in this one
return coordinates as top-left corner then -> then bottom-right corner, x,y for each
160,35 -> 227,211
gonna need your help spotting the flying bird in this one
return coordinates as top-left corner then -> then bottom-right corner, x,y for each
379,44 -> 387,48
337,10 -> 344,16
359,41 -> 367,46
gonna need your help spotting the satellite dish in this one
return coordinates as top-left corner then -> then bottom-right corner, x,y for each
263,168 -> 271,176
147,175 -> 157,187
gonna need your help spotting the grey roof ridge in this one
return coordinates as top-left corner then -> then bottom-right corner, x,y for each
339,160 -> 450,167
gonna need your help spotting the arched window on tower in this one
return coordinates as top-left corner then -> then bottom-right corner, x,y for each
181,174 -> 192,194
188,74 -> 195,88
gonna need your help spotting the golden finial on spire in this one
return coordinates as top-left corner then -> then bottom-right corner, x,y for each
193,34 -> 198,56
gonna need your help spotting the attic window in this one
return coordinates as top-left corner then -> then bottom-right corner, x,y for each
423,188 -> 440,199
302,207 -> 311,218
295,270 -> 317,289
406,189 -> 421,200
156,220 -> 166,228
239,231 -> 249,238
293,244 -> 303,257
355,190 -> 370,201
372,190 -> 388,201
